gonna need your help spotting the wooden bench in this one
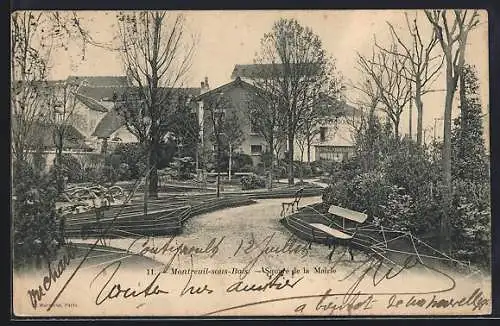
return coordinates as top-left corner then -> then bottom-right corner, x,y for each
328,205 -> 367,229
309,205 -> 368,261
280,187 -> 304,217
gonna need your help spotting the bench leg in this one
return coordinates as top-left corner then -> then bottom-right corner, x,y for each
328,244 -> 336,261
348,247 -> 354,261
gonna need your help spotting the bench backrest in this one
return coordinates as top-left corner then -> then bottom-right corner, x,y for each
293,187 -> 304,204
328,205 -> 367,224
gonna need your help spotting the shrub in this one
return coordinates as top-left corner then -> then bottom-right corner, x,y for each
111,143 -> 146,179
233,153 -> 254,172
377,186 -> 417,232
240,174 -> 266,190
310,161 -> 324,176
450,179 -> 491,267
13,161 -> 62,268
170,156 -> 195,180
52,153 -> 84,183
240,164 -> 254,173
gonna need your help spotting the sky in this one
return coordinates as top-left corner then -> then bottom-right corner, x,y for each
46,10 -> 490,145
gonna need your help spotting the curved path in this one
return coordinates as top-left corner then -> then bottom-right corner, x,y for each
15,196 -> 491,316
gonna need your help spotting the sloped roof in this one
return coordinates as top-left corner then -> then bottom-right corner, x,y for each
91,87 -> 202,139
77,85 -> 128,103
194,77 -> 261,101
67,75 -> 129,87
231,63 -> 320,79
12,119 -> 89,149
74,92 -> 109,112
317,95 -> 363,118
92,110 -> 126,139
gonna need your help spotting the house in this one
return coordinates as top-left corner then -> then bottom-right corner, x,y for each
313,105 -> 361,162
229,63 -> 361,163
68,75 -> 137,152
195,76 -> 269,167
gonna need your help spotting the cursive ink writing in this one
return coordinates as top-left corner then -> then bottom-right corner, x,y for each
127,236 -> 224,273
233,233 -> 310,279
27,244 -> 76,309
205,253 -> 459,316
335,252 -> 453,303
316,289 -> 376,315
227,268 -> 303,293
386,288 -> 489,312
91,261 -> 169,306
180,255 -> 214,296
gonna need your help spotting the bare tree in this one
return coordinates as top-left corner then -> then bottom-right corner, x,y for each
166,92 -> 202,169
425,9 -> 480,251
223,111 -> 244,182
357,41 -> 412,139
298,95 -> 343,163
247,87 -> 286,189
253,18 -> 343,186
11,11 -> 92,163
381,12 -> 444,145
203,94 -> 242,197
44,80 -> 85,193
348,61 -> 384,136
116,11 -> 196,199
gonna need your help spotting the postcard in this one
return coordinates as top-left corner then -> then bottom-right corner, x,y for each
11,9 -> 491,317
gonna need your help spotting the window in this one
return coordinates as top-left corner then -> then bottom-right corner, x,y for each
320,127 -> 328,142
251,145 -> 262,154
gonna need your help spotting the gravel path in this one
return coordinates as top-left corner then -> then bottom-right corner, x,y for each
15,197 -> 491,316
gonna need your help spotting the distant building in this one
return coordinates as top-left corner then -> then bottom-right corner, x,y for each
195,76 -> 268,167
20,66 -> 360,170
229,64 -> 362,163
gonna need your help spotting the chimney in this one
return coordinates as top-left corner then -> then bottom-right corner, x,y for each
200,77 -> 210,94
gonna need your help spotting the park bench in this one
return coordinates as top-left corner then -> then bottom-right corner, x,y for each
280,187 -> 304,217
328,205 -> 368,230
308,205 -> 368,260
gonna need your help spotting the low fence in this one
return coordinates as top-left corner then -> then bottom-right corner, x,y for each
63,185 -> 324,238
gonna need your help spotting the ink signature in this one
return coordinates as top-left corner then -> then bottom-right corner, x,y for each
27,244 -> 77,309
232,232 -> 311,279
227,268 -> 303,293
90,261 -> 169,306
203,252 -> 458,315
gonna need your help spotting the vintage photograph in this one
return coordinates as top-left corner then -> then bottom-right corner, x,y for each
11,10 -> 491,316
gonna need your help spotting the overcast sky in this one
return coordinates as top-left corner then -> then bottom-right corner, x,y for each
46,10 -> 489,144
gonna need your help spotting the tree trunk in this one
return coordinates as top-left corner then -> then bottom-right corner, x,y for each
440,77 -> 455,253
55,132 -> 64,194
415,84 -> 424,146
307,139 -> 312,163
268,138 -> 274,190
287,132 -> 295,186
56,146 -> 64,194
459,67 -> 466,131
306,128 -> 312,163
299,147 -> 305,183
143,143 -> 149,217
216,140 -> 221,198
228,144 -> 232,182
101,138 -> 108,155
148,137 -> 159,199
